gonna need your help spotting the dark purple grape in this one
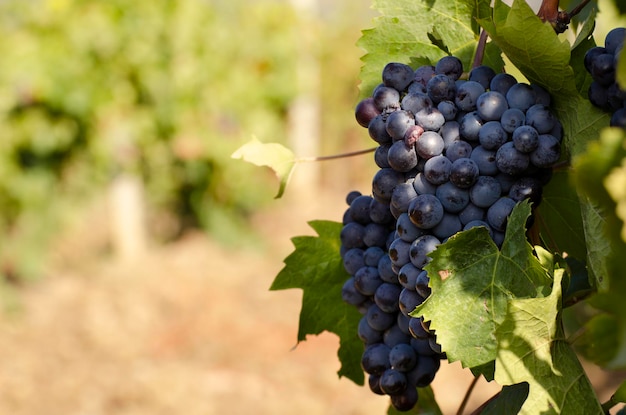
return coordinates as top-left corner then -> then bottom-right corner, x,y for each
490,73 -> 517,95
469,65 -> 496,89
408,194 -> 444,229
435,55 -> 464,80
426,74 -> 457,103
355,97 -> 380,127
449,157 -> 479,188
383,62 -> 415,91
361,343 -> 391,375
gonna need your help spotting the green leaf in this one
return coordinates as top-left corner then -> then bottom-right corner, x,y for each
481,383 -> 529,415
535,171 -> 586,262
270,220 -> 364,384
231,136 -> 296,199
494,271 -> 604,414
386,386 -> 442,415
357,0 -> 503,98
573,128 -> 626,368
412,201 -> 552,368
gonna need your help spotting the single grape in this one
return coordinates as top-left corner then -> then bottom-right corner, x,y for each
388,238 -> 412,270
350,195 -> 374,223
372,168 -> 404,202
490,73 -> 518,96
364,246 -> 386,267
415,131 -> 445,159
458,202 -> 485,225
496,141 -> 530,175
478,120 -> 508,150
437,100 -> 458,121
401,92 -> 433,115
354,266 -> 383,296
426,74 -> 457,103
363,223 -> 389,247
605,27 -> 626,55
342,277 -> 368,306
459,111 -> 484,142
408,194 -> 444,229
435,55 -> 464,80
378,254 -> 398,284
487,196 -> 517,232
355,97 -> 381,127
368,114 -> 393,144
390,384 -> 419,412
469,176 -> 502,208
470,145 -> 499,176
412,172 -> 438,195
361,343 -> 391,375
584,46 -> 607,73
386,110 -> 416,141
399,288 -> 426,316
384,324 -> 412,348
413,65 -> 436,87
469,65 -> 496,89
500,108 -> 526,133
463,220 -> 493,238
415,107 -> 446,131
389,343 -> 418,372
509,176 -> 543,205
369,197 -> 395,224
436,181 -> 470,212
383,62 -> 415,91
388,140 -> 418,172
424,154 -> 452,185
611,107 -> 626,128
414,269 -> 431,296
368,374 -> 385,395
343,248 -> 365,274
506,83 -> 536,112
530,134 -> 561,168
455,81 -> 485,111
396,212 -> 424,242
373,85 -> 401,111
525,104 -> 555,134
340,221 -> 365,249
397,263 -> 421,291
358,316 -> 384,345
366,303 -> 396,331
446,140 -> 473,162
432,212 -> 462,240
440,121 -> 461,150
476,91 -> 509,121
374,283 -> 403,313
512,125 -> 539,153
449,157 -> 480,189
409,234 -> 440,268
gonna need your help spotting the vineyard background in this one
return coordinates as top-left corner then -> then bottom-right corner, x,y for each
0,0 -> 624,413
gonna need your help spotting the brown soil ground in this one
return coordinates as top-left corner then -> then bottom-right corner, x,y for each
0,187 -> 622,415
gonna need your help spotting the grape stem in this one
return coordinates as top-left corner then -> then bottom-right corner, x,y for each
457,375 -> 480,415
472,29 -> 489,70
537,0 -> 593,34
295,146 -> 377,162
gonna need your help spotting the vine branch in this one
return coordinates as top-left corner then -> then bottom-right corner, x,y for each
457,375 -> 480,415
537,0 -> 594,34
295,147 -> 377,162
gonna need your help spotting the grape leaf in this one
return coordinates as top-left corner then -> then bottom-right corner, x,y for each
480,382 -> 529,415
477,0 -> 610,290
573,128 -> 626,368
357,0 -> 503,98
535,171 -> 586,262
412,201 -> 552,369
493,271 -> 604,414
270,220 -> 364,384
231,136 -> 296,199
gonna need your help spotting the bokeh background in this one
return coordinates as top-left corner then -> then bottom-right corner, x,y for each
0,0 -> 624,414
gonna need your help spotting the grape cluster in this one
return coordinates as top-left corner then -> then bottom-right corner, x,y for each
342,56 -> 562,411
584,27 -> 626,127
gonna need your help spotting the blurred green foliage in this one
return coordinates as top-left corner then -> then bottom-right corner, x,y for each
0,0 -> 371,281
